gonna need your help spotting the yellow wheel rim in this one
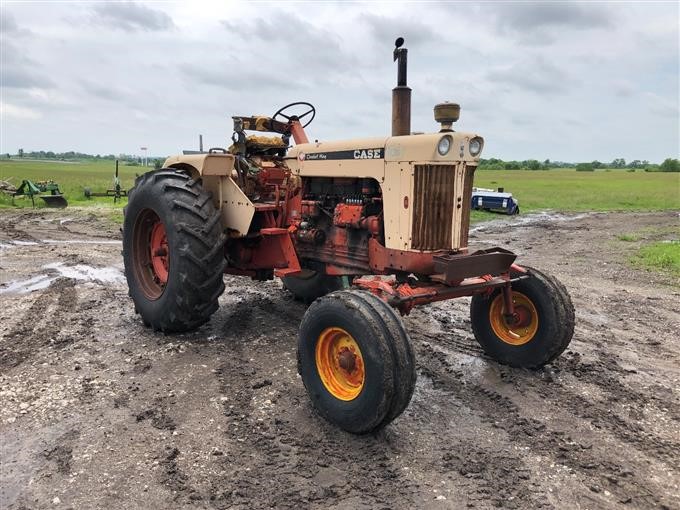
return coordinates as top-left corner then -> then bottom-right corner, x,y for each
315,327 -> 365,401
489,292 -> 539,346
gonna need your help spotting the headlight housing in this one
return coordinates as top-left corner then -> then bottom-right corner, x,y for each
469,137 -> 483,156
437,135 -> 452,156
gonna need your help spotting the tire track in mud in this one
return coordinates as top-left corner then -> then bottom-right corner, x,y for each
220,290 -> 307,334
1,278 -> 78,369
414,340 -> 669,509
439,446 -> 547,509
0,217 -> 40,242
527,347 -> 680,471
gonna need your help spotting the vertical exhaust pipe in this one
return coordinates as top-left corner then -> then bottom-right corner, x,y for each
392,37 -> 411,136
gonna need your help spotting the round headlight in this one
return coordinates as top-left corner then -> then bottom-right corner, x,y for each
437,136 -> 452,156
469,137 -> 483,156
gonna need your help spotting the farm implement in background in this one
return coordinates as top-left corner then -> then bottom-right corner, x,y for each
471,187 -> 519,215
83,160 -> 128,203
12,179 -> 68,208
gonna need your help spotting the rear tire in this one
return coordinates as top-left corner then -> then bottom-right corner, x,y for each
123,169 -> 226,333
282,269 -> 344,303
298,290 -> 415,434
470,267 -> 574,368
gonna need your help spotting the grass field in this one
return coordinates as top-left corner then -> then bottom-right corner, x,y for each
633,241 -> 680,277
473,169 -> 679,212
1,159 -> 678,274
0,159 -> 141,210
2,160 -> 678,212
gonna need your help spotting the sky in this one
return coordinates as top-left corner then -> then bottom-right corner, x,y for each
1,1 -> 678,163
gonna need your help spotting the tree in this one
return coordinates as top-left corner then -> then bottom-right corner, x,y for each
18,148 -> 23,158
576,162 -> 594,171
659,158 -> 679,172
611,158 -> 626,168
591,160 -> 602,169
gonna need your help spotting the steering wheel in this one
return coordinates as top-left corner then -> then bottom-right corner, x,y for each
272,101 -> 316,128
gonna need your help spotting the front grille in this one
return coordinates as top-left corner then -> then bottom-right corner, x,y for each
411,164 -> 455,250
459,164 -> 476,248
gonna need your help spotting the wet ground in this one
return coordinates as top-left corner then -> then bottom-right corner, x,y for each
1,208 -> 678,509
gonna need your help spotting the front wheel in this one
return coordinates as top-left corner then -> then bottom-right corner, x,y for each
123,169 -> 226,333
470,267 -> 574,368
297,290 -> 416,434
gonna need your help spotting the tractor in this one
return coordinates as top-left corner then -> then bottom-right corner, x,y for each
122,39 -> 574,434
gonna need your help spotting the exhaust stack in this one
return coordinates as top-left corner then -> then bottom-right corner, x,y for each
392,37 -> 411,136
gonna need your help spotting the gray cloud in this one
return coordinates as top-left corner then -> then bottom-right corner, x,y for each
494,2 -> 612,31
487,56 -> 573,94
1,10 -> 18,34
80,80 -> 125,101
220,12 -> 355,73
91,1 -> 175,32
484,1 -> 614,45
178,62 -> 294,93
221,11 -> 335,48
2,67 -> 54,89
0,41 -> 53,89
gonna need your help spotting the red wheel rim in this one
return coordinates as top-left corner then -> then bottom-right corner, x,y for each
150,221 -> 169,284
132,209 -> 169,300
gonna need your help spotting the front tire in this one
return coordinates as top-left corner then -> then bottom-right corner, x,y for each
123,169 -> 226,333
470,267 -> 574,368
298,290 -> 416,434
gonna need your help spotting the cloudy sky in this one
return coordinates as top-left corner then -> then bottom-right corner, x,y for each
1,1 -> 678,162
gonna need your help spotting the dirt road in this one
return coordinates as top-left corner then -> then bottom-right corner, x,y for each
1,209 -> 678,509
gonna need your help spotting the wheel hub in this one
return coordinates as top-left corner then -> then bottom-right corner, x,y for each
338,348 -> 357,373
489,291 -> 539,346
315,327 -> 365,401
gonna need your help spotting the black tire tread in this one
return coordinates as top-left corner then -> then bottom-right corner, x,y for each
298,291 -> 396,434
470,266 -> 575,368
123,169 -> 226,333
345,290 -> 416,427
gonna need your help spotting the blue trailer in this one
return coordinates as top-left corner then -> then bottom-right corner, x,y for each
471,187 -> 519,215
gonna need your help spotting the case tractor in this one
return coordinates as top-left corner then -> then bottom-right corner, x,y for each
122,39 -> 574,434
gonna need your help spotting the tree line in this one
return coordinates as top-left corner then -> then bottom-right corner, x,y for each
4,150 -> 679,173
479,157 -> 679,172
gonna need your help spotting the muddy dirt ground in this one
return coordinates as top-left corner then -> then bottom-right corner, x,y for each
0,209 -> 678,510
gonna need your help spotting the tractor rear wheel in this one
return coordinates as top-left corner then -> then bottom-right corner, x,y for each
282,269 -> 344,303
470,267 -> 574,368
123,169 -> 226,333
297,290 -> 416,434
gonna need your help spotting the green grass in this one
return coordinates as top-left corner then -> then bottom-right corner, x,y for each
0,159 -> 142,209
633,241 -> 680,277
617,233 -> 640,242
1,161 -> 678,216
474,169 -> 680,212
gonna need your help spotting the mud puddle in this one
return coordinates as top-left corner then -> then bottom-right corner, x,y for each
0,262 -> 124,295
470,211 -> 590,234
